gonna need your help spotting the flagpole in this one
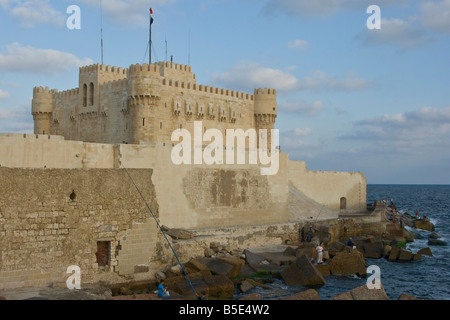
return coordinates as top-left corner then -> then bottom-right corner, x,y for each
149,9 -> 152,64
100,0 -> 103,64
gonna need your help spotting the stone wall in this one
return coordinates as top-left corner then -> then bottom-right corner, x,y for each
0,134 -> 367,226
288,161 -> 367,212
118,144 -> 290,229
0,167 -> 159,290
0,133 -> 114,169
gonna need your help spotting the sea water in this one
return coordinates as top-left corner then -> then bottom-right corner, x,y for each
235,185 -> 450,300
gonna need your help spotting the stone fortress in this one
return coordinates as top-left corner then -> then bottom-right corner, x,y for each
31,62 -> 277,146
0,61 -> 367,290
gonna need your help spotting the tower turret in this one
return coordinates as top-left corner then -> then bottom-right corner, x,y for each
32,86 -> 56,135
253,88 -> 277,149
127,63 -> 162,144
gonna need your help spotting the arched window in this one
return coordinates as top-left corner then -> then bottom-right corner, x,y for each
340,197 -> 347,210
89,82 -> 94,106
82,84 -> 87,107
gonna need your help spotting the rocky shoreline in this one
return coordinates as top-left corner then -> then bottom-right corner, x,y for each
0,203 -> 443,301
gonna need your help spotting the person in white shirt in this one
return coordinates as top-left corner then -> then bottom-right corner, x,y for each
316,244 -> 324,264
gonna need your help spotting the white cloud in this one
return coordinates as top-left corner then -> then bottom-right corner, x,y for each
3,0 -> 65,28
287,39 -> 308,50
0,0 -> 10,9
297,70 -> 370,91
212,63 -> 370,93
0,104 -> 33,133
279,100 -> 323,116
421,0 -> 450,34
211,62 -> 299,92
79,0 -> 173,26
0,89 -> 11,99
355,18 -> 434,49
343,105 -> 450,155
263,0 -> 407,18
0,43 -> 93,74
292,127 -> 312,136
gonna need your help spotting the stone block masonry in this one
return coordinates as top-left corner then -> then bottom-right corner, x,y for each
0,167 -> 159,290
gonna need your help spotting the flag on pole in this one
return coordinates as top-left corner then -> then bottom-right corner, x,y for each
150,8 -> 154,25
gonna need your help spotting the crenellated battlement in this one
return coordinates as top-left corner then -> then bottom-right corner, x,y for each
254,88 -> 277,96
161,79 -> 254,101
54,88 -> 79,99
79,64 -> 128,75
159,61 -> 192,73
33,86 -> 58,95
128,63 -> 161,74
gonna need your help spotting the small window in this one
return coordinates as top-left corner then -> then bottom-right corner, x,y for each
82,84 -> 87,107
160,122 -> 163,129
340,197 -> 347,210
96,241 -> 111,267
89,82 -> 94,106
143,118 -> 145,126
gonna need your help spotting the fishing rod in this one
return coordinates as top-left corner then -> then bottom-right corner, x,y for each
121,165 -> 199,300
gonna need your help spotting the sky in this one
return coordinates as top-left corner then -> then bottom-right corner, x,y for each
0,0 -> 449,184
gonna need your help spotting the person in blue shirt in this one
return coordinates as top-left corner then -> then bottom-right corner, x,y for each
347,238 -> 354,248
158,279 -> 170,299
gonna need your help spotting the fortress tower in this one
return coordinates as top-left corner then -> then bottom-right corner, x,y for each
127,63 -> 162,144
253,88 -> 277,149
32,86 -> 56,135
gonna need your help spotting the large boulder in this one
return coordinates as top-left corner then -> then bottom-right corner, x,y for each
398,293 -> 420,300
413,219 -> 435,231
198,256 -> 244,278
417,247 -> 433,256
239,293 -> 261,300
238,280 -> 254,293
295,243 -> 317,260
216,255 -> 245,278
170,277 -> 209,300
429,232 -> 441,239
244,249 -> 282,273
203,274 -> 235,299
185,258 -> 209,272
387,246 -> 401,262
280,254 -> 326,287
283,246 -> 297,256
383,245 -> 392,258
332,283 -> 389,300
327,241 -> 349,257
281,289 -> 320,300
361,239 -> 384,259
428,239 -> 447,246
397,249 -> 413,262
165,228 -> 195,240
327,249 -> 367,276
315,264 -> 331,276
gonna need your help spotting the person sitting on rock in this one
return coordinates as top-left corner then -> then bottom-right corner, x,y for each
347,238 -> 354,248
157,280 -> 170,299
